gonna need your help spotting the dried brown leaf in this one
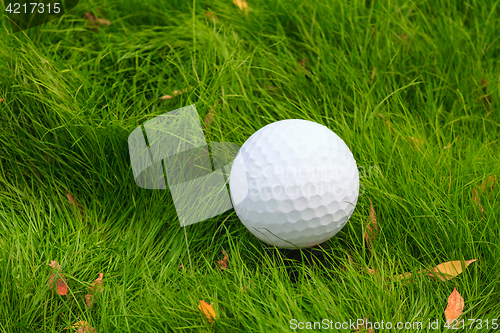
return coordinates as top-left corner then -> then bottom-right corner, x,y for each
56,277 -> 68,296
370,68 -> 376,82
217,250 -> 228,270
85,273 -> 104,308
90,273 -> 104,293
48,260 -> 68,296
445,287 -> 464,328
49,260 -> 60,270
85,12 -> 110,27
198,300 -> 216,324
85,293 -> 94,308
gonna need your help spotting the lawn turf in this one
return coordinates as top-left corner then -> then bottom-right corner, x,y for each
0,0 -> 500,332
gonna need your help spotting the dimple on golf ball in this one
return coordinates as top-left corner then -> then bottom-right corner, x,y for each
229,119 -> 359,249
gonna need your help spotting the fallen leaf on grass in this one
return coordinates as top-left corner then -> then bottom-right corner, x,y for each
217,250 -> 228,270
233,0 -> 248,13
70,320 -> 95,333
445,287 -> 464,328
364,199 -> 378,252
0,98 -> 3,102
161,87 -> 191,100
90,273 -> 104,293
85,13 -> 110,31
198,300 -> 216,324
370,68 -> 376,83
426,260 -> 477,281
396,259 -> 477,282
84,294 -> 94,308
48,260 -> 68,296
85,273 -> 104,308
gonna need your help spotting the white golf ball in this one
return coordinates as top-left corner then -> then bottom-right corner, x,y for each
229,119 -> 359,248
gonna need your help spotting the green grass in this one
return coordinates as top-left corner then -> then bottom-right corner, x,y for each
1,0 -> 500,331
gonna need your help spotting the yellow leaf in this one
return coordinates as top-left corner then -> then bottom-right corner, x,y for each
198,300 -> 216,324
445,287 -> 464,328
426,260 -> 477,281
233,0 -> 248,12
395,259 -> 477,282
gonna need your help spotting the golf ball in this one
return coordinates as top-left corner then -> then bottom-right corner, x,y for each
229,119 -> 359,248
